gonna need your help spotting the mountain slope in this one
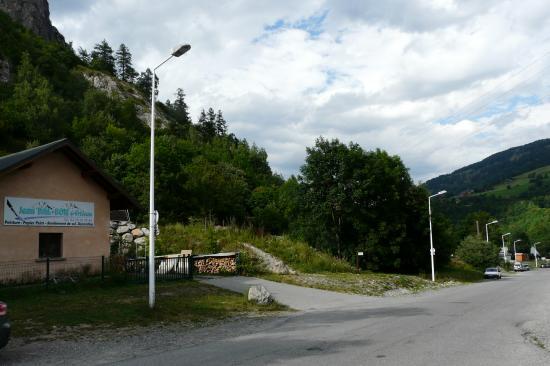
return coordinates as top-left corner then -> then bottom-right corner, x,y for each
425,139 -> 550,195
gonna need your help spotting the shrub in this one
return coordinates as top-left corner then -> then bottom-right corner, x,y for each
455,235 -> 500,270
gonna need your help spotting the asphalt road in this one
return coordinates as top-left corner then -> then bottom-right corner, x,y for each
117,271 -> 550,366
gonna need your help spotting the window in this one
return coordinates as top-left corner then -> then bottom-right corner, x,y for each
39,233 -> 63,258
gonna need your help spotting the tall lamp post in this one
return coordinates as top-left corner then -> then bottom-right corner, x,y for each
485,220 -> 498,243
533,242 -> 541,268
513,239 -> 522,261
501,232 -> 511,263
149,44 -> 191,309
428,190 -> 446,282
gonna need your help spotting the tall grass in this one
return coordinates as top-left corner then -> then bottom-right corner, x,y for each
155,223 -> 353,273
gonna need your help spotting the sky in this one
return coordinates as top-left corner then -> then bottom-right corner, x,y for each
49,0 -> 550,182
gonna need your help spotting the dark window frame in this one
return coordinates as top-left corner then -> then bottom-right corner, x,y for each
38,233 -> 63,259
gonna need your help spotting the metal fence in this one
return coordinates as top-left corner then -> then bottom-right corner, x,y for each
0,254 -> 193,287
124,255 -> 194,282
0,256 -> 107,287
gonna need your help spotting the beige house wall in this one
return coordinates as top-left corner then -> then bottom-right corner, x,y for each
0,151 -> 110,262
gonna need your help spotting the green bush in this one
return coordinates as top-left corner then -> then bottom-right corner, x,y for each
455,235 -> 500,271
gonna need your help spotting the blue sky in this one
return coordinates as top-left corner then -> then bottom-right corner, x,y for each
50,0 -> 550,181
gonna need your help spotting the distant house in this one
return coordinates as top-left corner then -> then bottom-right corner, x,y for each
0,139 -> 139,263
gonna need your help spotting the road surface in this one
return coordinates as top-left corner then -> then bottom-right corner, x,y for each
3,271 -> 550,365
121,271 -> 550,366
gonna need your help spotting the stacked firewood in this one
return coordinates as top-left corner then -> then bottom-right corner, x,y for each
194,256 -> 236,274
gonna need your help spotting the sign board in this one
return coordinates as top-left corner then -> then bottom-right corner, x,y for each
357,252 -> 364,256
4,197 -> 94,227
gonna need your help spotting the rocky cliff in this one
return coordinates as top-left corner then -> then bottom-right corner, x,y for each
0,0 -> 64,42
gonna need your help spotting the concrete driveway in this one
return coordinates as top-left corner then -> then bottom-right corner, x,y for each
197,275 -> 385,311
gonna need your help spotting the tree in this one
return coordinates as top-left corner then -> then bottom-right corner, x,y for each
115,43 -> 137,82
197,108 -> 216,141
215,110 -> 227,136
77,47 -> 91,65
166,88 -> 191,137
455,235 -> 500,270
136,68 -> 158,100
1,53 -> 64,147
90,39 -> 116,75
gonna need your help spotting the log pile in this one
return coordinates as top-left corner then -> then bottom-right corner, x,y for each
194,255 -> 237,274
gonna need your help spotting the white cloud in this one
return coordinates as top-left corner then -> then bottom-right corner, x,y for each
49,0 -> 550,181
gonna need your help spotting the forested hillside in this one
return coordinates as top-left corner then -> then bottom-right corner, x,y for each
425,139 -> 550,196
0,7 -> 455,273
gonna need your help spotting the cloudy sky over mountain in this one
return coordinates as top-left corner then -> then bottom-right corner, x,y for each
49,0 -> 550,181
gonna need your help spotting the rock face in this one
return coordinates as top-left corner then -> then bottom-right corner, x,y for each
0,0 -> 65,42
248,285 -> 273,305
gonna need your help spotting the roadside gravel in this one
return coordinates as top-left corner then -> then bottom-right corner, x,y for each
0,314 -> 289,365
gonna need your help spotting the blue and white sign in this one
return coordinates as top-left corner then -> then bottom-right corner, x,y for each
3,197 -> 94,227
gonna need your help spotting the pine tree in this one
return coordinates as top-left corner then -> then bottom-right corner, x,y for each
197,109 -> 216,141
136,68 -> 159,100
215,110 -> 227,136
90,39 -> 116,75
167,88 -> 191,137
115,43 -> 137,82
77,47 -> 91,65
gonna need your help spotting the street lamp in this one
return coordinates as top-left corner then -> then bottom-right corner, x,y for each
533,242 -> 541,268
428,190 -> 446,282
485,220 -> 498,243
513,239 -> 522,260
149,43 -> 191,309
501,232 -> 511,263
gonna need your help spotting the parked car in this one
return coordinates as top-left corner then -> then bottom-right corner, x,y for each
484,267 -> 502,279
540,262 -> 550,268
0,301 -> 9,349
522,263 -> 530,271
513,262 -> 523,271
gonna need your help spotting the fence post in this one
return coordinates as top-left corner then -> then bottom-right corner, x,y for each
46,257 -> 50,288
101,255 -> 105,282
189,255 -> 194,280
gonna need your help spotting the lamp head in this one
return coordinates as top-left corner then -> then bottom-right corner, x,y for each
438,190 -> 447,195
489,220 -> 498,225
172,44 -> 191,57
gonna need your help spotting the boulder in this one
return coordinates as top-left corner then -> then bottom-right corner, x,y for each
248,285 -> 273,305
131,228 -> 144,238
134,237 -> 147,245
142,228 -> 150,237
122,233 -> 134,242
128,223 -> 136,230
116,225 -> 129,234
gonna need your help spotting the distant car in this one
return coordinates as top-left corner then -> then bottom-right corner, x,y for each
484,267 -> 502,279
522,263 -> 530,271
540,263 -> 550,268
0,301 -> 9,349
514,262 -> 523,271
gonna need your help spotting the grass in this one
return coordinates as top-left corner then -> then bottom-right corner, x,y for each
0,279 -> 286,340
155,223 -> 353,274
431,260 -> 484,282
480,165 -> 550,198
262,271 -> 451,297
261,259 -> 484,296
